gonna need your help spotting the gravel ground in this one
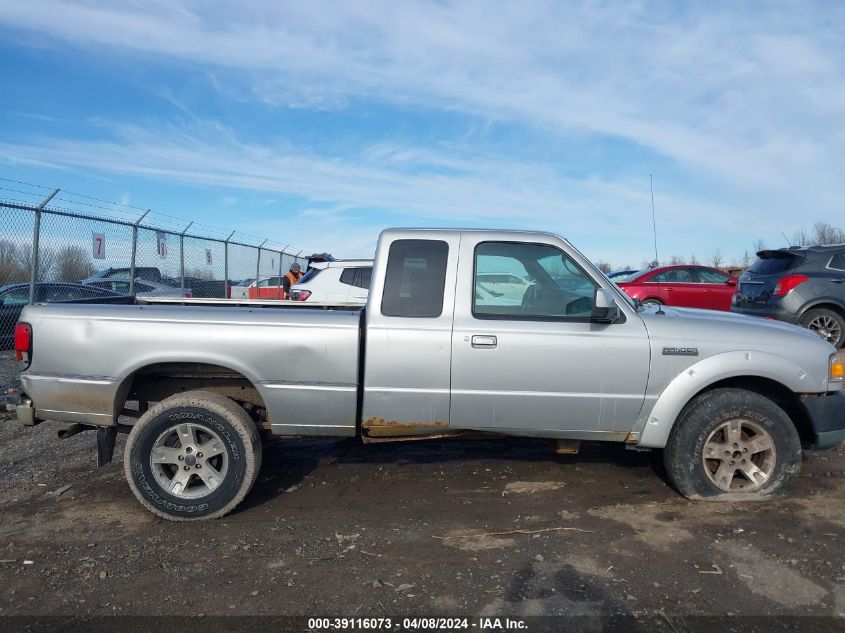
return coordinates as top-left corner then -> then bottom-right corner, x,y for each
0,353 -> 842,629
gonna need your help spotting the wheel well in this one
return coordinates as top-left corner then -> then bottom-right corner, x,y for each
695,376 -> 814,444
801,302 -> 845,321
117,363 -> 268,428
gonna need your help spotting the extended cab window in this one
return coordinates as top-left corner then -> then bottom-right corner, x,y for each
474,242 -> 596,319
381,240 -> 448,318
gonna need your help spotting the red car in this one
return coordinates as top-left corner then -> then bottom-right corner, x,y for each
616,265 -> 738,311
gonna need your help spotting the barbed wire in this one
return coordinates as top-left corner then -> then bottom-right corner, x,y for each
0,176 -> 307,254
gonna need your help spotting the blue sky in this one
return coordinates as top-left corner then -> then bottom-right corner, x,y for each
1,1 -> 843,266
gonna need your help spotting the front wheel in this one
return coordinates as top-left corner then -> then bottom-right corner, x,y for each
642,298 -> 663,306
663,388 -> 801,500
800,308 -> 844,348
124,390 -> 262,520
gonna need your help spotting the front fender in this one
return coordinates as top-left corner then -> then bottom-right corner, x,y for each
636,350 -> 822,448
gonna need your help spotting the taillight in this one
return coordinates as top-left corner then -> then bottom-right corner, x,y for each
14,323 -> 32,369
183,290 -> 193,298
293,290 -> 311,302
773,274 -> 808,296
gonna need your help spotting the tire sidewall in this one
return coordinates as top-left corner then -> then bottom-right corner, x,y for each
667,390 -> 801,499
801,308 -> 844,348
128,405 -> 248,519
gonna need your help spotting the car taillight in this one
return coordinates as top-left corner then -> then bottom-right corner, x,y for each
773,274 -> 808,296
14,323 -> 32,369
292,290 -> 311,302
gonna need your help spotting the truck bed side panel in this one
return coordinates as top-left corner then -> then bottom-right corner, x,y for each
20,303 -> 361,436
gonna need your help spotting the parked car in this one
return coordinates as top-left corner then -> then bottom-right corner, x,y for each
229,278 -> 255,299
290,260 -> 373,303
732,245 -> 845,348
83,278 -> 192,299
616,265 -> 738,311
0,282 -> 123,349
247,276 -> 287,300
12,228 -> 844,520
83,267 -> 163,284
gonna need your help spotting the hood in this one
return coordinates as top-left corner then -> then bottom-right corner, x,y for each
638,304 -> 833,356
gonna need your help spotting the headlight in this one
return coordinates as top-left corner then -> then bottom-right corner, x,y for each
831,355 -> 844,383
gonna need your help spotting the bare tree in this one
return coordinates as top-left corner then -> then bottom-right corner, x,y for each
751,238 -> 766,254
54,246 -> 95,282
709,248 -> 723,268
791,227 -> 810,246
16,246 -> 56,282
689,253 -> 699,265
669,255 -> 684,266
813,222 -> 845,245
740,250 -> 752,269
0,240 -> 25,285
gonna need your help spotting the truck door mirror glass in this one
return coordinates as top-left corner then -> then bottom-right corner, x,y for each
592,289 -> 620,323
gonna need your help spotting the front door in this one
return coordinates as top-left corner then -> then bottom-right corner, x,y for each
450,237 -> 650,437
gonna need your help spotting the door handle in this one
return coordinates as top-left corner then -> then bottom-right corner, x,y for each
831,279 -> 844,284
471,335 -> 497,349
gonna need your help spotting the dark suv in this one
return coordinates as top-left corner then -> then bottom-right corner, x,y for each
732,245 -> 845,347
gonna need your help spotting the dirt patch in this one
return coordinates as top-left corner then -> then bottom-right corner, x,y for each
503,481 -> 566,495
715,541 -> 828,608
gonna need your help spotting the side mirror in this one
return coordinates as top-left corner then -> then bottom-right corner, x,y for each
592,288 -> 620,323
727,278 -> 737,286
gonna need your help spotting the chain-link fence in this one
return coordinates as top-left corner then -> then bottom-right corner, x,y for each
0,183 -> 310,385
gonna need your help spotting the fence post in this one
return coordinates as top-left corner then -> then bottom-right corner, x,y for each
255,239 -> 267,293
129,209 -> 150,296
28,188 -> 59,305
224,231 -> 235,298
277,247 -> 285,299
180,222 -> 193,296
295,249 -> 303,266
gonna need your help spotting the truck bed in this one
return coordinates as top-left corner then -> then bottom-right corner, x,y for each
19,301 -> 363,436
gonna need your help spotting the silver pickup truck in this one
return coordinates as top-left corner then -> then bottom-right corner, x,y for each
11,228 -> 845,520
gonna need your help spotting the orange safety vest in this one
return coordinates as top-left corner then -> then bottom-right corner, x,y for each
284,270 -> 303,298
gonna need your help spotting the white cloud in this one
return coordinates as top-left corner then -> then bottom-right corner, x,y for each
1,0 -> 843,260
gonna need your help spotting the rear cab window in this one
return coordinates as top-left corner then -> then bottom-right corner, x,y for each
381,240 -> 448,318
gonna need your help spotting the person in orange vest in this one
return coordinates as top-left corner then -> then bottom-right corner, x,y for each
282,262 -> 303,299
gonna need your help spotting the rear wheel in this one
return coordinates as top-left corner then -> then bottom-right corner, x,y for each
800,308 -> 844,348
124,390 -> 262,521
664,388 -> 801,499
642,298 -> 663,306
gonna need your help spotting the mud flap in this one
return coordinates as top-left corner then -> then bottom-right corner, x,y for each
96,427 -> 118,467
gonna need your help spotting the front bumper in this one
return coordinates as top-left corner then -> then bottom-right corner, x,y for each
802,392 -> 845,449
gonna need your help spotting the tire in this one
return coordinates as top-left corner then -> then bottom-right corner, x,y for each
663,388 -> 801,500
800,308 -> 844,348
642,298 -> 662,306
124,390 -> 262,521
